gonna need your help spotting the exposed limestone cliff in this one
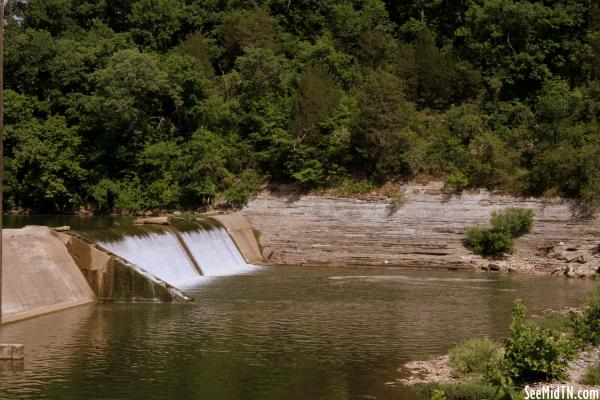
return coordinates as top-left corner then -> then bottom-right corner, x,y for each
241,182 -> 600,275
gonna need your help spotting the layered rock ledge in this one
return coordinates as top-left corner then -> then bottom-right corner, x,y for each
241,182 -> 600,275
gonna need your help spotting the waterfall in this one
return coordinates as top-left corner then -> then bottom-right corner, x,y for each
176,219 -> 256,277
92,227 -> 203,287
77,218 -> 257,289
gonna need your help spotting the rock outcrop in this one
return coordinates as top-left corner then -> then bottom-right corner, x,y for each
241,182 -> 600,275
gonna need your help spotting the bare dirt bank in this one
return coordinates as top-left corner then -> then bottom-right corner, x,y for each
241,182 -> 600,276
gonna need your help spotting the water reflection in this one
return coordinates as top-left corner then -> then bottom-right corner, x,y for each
0,266 -> 595,400
3,215 -> 135,230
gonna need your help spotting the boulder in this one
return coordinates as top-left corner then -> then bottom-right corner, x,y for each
488,263 -> 507,272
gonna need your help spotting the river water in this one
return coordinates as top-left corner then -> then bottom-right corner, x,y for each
0,265 -> 595,400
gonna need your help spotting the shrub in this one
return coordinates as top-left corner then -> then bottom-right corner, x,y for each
490,208 -> 534,237
570,285 -> 600,345
501,300 -> 577,383
445,171 -> 469,192
465,227 -> 514,256
338,179 -> 378,196
449,338 -> 502,376
584,361 -> 600,385
464,208 -> 534,256
386,192 -> 406,215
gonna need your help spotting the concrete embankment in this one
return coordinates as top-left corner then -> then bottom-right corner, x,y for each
210,214 -> 263,264
2,226 -> 96,324
241,182 -> 600,275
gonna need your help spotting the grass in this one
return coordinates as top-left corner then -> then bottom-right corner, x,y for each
416,382 -> 498,400
533,312 -> 572,333
448,338 -> 502,377
584,361 -> 600,385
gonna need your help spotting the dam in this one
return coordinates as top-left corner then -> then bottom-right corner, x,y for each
1,215 -> 262,323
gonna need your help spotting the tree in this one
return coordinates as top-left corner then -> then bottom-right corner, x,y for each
290,67 -> 339,147
219,7 -> 279,67
5,116 -> 86,211
128,0 -> 186,51
351,71 -> 421,179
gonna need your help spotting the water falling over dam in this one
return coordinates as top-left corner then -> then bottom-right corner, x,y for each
78,217 -> 258,288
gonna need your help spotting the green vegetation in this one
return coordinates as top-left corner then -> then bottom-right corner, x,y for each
584,361 -> 600,385
570,285 -> 600,345
445,172 -> 469,193
430,297 -> 590,400
449,338 -> 501,377
418,382 -> 498,400
430,286 -> 600,399
500,300 -> 577,383
5,1 -> 600,213
465,208 -> 534,256
465,228 -> 515,256
533,312 -> 571,334
491,209 -> 534,237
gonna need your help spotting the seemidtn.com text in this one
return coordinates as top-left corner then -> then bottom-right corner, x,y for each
524,385 -> 600,400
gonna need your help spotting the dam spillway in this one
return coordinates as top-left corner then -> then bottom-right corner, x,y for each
78,217 -> 257,288
174,219 -> 256,276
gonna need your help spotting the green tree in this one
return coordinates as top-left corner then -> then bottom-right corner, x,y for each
219,7 -> 279,67
128,0 -> 186,51
5,116 -> 86,211
351,70 -> 421,179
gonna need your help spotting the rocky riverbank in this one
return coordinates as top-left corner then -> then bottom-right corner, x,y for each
398,347 -> 600,392
241,182 -> 600,277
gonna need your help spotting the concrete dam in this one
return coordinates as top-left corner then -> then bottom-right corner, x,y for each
1,215 -> 263,324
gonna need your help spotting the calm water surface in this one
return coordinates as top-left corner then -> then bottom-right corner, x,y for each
3,215 -> 134,230
0,266 -> 596,400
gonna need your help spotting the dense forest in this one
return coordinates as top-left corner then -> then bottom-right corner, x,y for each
4,0 -> 600,213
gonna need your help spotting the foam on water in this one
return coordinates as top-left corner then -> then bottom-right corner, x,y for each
328,275 -> 497,283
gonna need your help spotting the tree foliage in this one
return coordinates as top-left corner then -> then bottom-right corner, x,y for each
4,0 -> 600,213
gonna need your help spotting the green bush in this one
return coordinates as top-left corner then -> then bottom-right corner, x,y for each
501,300 -> 577,383
338,179 -> 378,196
464,208 -> 534,256
490,208 -> 534,237
465,227 -> 514,256
584,361 -> 600,385
570,285 -> 600,345
445,171 -> 469,192
449,338 -> 502,376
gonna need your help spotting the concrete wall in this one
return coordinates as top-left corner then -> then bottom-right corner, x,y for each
211,214 -> 263,264
2,226 -> 96,324
241,183 -> 600,273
